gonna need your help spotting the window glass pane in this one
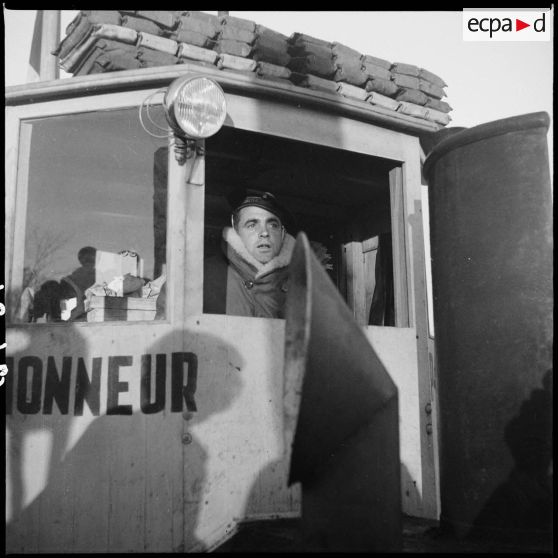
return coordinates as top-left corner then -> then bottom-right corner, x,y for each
11,108 -> 168,323
203,126 -> 398,324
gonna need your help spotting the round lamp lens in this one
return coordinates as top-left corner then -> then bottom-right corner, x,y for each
168,77 -> 226,139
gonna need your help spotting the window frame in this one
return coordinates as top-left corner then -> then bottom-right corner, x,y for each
5,89 -> 180,325
5,75 -> 428,332
197,91 -> 424,329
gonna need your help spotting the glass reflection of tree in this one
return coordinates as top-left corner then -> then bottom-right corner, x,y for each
9,226 -> 70,322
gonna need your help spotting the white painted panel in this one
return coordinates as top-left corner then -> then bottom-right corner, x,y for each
6,315 -> 425,552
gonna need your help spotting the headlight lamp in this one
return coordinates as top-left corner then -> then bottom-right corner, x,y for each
163,75 -> 227,140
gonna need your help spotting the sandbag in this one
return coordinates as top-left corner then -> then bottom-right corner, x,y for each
219,25 -> 256,44
361,61 -> 392,81
391,61 -> 420,77
424,97 -> 453,113
175,14 -> 220,38
133,11 -> 179,29
256,61 -> 292,79
256,24 -> 289,43
365,77 -> 399,97
396,88 -> 429,105
87,51 -> 142,74
53,16 -> 93,58
92,23 -> 138,44
214,39 -> 253,58
81,10 -> 122,25
122,14 -> 166,36
177,42 -> 219,64
366,91 -> 401,111
252,36 -> 291,66
333,63 -> 368,86
174,28 -> 216,48
289,32 -> 331,49
289,54 -> 336,78
291,72 -> 339,94
361,53 -> 392,69
392,73 -> 420,89
220,14 -> 257,32
217,53 -> 257,72
397,101 -> 429,118
418,79 -> 446,99
337,82 -> 368,101
136,32 -> 179,56
137,46 -> 179,67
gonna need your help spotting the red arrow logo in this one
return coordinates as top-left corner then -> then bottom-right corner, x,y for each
516,18 -> 530,31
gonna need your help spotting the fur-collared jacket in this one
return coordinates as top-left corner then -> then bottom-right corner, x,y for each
203,226 -> 295,318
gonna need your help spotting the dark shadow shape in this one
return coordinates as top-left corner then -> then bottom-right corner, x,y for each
6,328 -> 243,554
215,459 -> 302,553
467,369 -> 553,552
5,323 -> 87,552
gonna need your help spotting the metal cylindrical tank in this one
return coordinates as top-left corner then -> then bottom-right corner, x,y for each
423,112 -> 553,548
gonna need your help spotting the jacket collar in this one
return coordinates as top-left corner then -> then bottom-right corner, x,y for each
223,226 -> 295,279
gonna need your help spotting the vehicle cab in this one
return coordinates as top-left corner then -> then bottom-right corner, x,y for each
5,10 -> 448,553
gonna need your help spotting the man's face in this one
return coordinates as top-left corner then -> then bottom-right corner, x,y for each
236,206 -> 284,264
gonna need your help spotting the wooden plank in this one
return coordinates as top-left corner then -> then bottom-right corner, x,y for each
107,414 -> 147,551
70,416 -> 111,553
10,122 -> 33,297
400,139 -> 439,519
225,93 -> 418,161
39,11 -> 60,81
344,241 -> 366,325
362,236 -> 379,253
184,140 -> 205,316
4,109 -> 22,297
389,166 -> 410,327
364,246 -> 378,321
166,140 -> 187,323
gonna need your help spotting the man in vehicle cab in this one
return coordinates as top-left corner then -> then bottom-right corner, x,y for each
155,189 -> 295,319
204,189 -> 295,318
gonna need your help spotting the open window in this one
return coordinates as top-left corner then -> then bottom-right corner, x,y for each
9,108 -> 168,324
203,126 -> 402,326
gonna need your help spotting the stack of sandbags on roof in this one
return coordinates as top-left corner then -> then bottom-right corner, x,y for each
53,10 -> 223,75
287,33 -> 338,94
212,14 -> 257,72
361,54 -> 403,112
252,25 -> 292,83
53,10 -> 141,75
52,11 -> 453,127
331,43 -> 390,103
391,62 -> 452,125
166,11 -> 220,66
362,54 -> 397,97
331,42 -> 367,87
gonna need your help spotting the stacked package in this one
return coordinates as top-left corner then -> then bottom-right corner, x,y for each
53,10 -> 452,127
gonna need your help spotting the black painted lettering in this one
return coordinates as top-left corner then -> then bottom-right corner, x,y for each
74,357 -> 101,416
43,356 -> 72,414
5,356 -> 14,414
171,352 -> 198,412
17,356 -> 43,414
107,356 -> 133,415
140,354 -> 166,414
479,18 -> 489,32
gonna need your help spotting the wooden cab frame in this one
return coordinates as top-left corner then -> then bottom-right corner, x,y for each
5,62 -> 441,552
